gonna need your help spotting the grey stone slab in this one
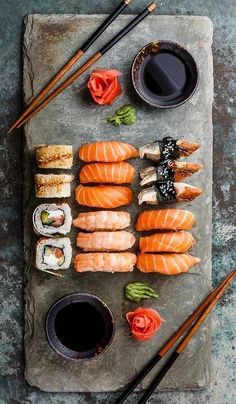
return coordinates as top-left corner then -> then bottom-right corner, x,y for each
23,14 -> 213,392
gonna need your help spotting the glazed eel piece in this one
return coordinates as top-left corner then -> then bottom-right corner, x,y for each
139,136 -> 200,162
140,160 -> 203,184
138,181 -> 202,205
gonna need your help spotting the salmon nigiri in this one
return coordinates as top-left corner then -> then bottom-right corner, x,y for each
74,252 -> 137,272
139,231 -> 195,253
137,253 -> 201,275
73,211 -> 131,231
79,162 -> 135,184
78,141 -> 138,162
140,161 -> 203,184
75,185 -> 133,208
77,231 -> 135,251
136,209 -> 196,231
138,182 -> 202,205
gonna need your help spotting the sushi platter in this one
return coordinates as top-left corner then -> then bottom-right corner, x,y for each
23,13 -> 213,392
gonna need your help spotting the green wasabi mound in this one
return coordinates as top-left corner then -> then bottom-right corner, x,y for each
106,105 -> 137,126
124,282 -> 158,303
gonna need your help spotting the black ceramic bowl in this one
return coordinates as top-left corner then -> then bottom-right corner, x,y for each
131,40 -> 198,108
45,293 -> 115,360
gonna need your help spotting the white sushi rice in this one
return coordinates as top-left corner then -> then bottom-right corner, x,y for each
33,203 -> 72,237
35,237 -> 72,271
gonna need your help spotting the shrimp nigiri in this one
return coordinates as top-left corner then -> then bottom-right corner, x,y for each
75,185 -> 133,208
73,211 -> 131,231
138,182 -> 202,205
78,141 -> 138,162
74,252 -> 137,272
136,209 -> 196,231
140,161 -> 203,185
77,231 -> 135,251
139,137 -> 200,162
79,162 -> 135,184
139,231 -> 195,253
137,253 -> 201,275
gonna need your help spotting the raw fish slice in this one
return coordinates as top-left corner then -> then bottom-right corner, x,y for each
138,182 -> 202,205
78,141 -> 138,162
79,162 -> 135,184
77,231 -> 135,251
137,253 -> 201,275
136,209 -> 196,231
73,211 -> 131,231
139,231 -> 195,253
75,185 -> 133,208
140,161 -> 203,184
139,137 -> 200,162
74,252 -> 137,272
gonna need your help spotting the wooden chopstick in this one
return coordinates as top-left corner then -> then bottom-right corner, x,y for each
137,270 -> 235,404
7,0 -> 132,134
116,270 -> 235,404
12,3 -> 156,130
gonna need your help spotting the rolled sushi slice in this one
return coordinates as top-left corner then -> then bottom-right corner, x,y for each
33,203 -> 72,237
35,237 -> 72,272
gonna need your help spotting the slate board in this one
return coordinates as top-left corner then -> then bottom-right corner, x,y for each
23,14 -> 213,392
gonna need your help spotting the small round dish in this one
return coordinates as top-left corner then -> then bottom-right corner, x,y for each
45,293 -> 115,360
131,40 -> 198,108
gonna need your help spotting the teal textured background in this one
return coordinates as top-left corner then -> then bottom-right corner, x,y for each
0,1 -> 235,403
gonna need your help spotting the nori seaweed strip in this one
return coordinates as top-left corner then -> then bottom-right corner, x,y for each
155,180 -> 176,202
158,137 -> 179,161
155,161 -> 175,181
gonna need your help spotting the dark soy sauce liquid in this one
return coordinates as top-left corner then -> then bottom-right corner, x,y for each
54,302 -> 105,351
141,51 -> 189,100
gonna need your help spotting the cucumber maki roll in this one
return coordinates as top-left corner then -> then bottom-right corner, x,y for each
35,237 -> 72,271
33,203 -> 72,237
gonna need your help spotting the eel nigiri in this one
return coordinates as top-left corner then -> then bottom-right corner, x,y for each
73,211 -> 131,231
137,253 -> 201,275
139,136 -> 200,162
138,182 -> 202,205
77,231 -> 135,251
75,185 -> 133,208
139,231 -> 195,253
140,161 -> 203,185
136,209 -> 196,231
79,162 -> 135,184
74,252 -> 137,272
78,141 -> 138,162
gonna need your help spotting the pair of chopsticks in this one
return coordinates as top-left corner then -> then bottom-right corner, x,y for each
116,270 -> 235,404
7,1 -> 157,133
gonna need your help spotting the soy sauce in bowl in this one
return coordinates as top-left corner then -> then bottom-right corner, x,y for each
54,302 -> 105,352
46,293 -> 115,360
132,41 -> 198,108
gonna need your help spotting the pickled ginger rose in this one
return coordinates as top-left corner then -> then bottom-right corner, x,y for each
87,69 -> 122,105
126,307 -> 165,341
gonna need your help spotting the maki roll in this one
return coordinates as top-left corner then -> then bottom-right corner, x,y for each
35,174 -> 73,198
33,203 -> 72,237
35,238 -> 72,271
35,144 -> 73,169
